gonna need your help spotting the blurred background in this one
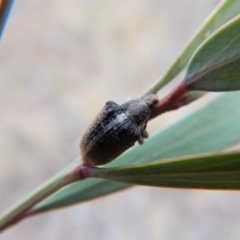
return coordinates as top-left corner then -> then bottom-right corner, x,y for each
2,1 -> 240,240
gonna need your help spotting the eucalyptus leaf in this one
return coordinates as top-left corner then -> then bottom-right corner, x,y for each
91,152 -> 240,190
185,15 -> 240,91
32,91 -> 240,214
146,0 -> 240,93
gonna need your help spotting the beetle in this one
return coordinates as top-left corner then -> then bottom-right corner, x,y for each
80,93 -> 158,166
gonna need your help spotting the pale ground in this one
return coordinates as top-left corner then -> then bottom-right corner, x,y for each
1,1 -> 240,240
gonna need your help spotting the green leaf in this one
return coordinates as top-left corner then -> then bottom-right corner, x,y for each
90,152 -> 240,190
146,0 -> 240,93
32,91 -> 240,214
185,15 -> 240,91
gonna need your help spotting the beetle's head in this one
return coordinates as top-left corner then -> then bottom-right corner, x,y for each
124,94 -> 158,125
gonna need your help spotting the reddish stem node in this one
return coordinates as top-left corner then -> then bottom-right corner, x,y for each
150,83 -> 189,119
72,164 -> 91,181
0,164 -> 91,233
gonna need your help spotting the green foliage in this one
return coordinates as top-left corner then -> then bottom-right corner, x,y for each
33,91 -> 240,213
185,16 -> 240,91
91,152 -> 240,190
146,0 -> 240,93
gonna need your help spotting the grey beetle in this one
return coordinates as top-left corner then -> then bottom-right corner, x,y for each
80,93 -> 158,166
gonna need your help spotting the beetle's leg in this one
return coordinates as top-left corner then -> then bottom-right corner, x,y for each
132,126 -> 144,144
141,129 -> 148,138
141,122 -> 148,139
138,126 -> 148,144
138,136 -> 144,144
137,123 -> 148,144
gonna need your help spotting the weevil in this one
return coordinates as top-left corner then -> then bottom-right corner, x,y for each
80,93 -> 158,166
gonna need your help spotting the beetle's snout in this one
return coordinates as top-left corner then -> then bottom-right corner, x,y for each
142,93 -> 158,109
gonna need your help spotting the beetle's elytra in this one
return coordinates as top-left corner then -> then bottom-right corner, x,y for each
80,93 -> 158,166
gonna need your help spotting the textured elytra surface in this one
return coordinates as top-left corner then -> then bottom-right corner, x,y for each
80,95 -> 158,166
80,101 -> 139,166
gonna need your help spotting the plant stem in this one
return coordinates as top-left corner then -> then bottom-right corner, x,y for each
149,83 -> 190,119
0,162 -> 90,233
